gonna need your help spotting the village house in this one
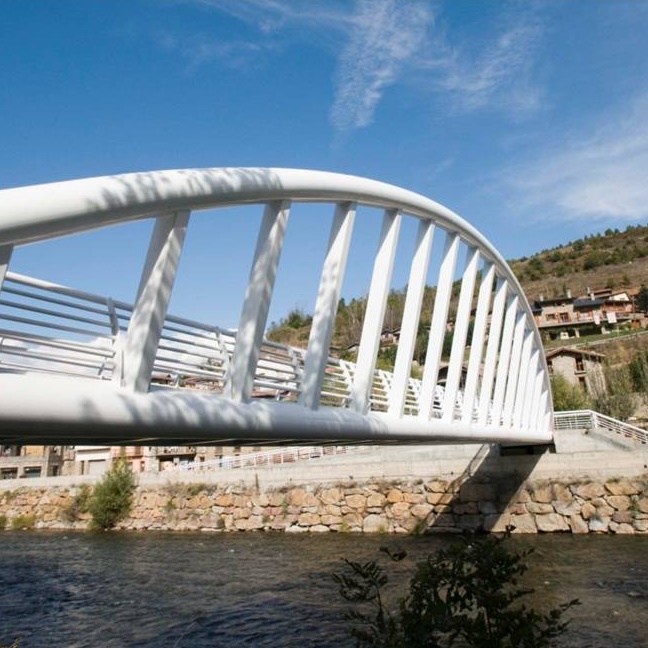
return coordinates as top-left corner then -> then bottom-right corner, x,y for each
532,287 -> 643,341
545,346 -> 606,395
0,445 -> 65,479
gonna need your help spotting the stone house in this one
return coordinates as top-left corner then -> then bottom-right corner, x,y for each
545,346 -> 605,394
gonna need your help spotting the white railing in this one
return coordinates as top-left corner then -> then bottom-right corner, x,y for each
554,410 -> 648,446
0,272 -> 425,413
166,444 -> 367,472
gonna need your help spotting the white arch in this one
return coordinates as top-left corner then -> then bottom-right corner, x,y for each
0,168 -> 553,445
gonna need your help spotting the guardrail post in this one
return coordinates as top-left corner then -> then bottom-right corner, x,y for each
226,200 -> 291,402
0,245 -> 13,291
119,210 -> 190,392
300,202 -> 356,410
350,208 -> 401,414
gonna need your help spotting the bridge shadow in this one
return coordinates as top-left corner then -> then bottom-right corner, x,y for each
417,442 -> 549,534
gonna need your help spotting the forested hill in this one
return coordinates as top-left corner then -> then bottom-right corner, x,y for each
267,223 -> 648,353
508,223 -> 648,301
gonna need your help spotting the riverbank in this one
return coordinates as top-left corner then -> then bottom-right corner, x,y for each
2,470 -> 648,535
3,429 -> 648,535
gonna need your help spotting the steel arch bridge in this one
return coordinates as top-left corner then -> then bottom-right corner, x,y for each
0,168 -> 553,446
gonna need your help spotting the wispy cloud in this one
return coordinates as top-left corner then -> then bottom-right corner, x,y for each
428,19 -> 543,115
154,28 -> 272,70
172,0 -> 544,133
503,92 -> 648,222
330,0 -> 432,133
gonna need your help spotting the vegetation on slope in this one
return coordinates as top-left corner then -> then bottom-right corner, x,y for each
268,223 -> 648,358
508,223 -> 648,300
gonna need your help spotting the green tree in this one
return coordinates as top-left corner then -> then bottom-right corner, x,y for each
629,351 -> 648,394
88,458 -> 136,529
591,365 -> 636,421
550,374 -> 591,411
636,285 -> 648,313
334,534 -> 578,648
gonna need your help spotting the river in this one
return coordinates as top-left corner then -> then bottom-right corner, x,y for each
0,531 -> 646,647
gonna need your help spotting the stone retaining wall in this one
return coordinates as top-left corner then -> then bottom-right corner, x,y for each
2,474 -> 648,534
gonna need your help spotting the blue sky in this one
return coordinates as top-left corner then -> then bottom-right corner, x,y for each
2,0 -> 648,328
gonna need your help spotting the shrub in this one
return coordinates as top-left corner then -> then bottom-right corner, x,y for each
591,365 -> 636,421
550,374 -> 591,411
88,458 -> 136,530
11,514 -> 36,530
0,514 -> 6,530
60,483 -> 93,522
333,533 -> 579,648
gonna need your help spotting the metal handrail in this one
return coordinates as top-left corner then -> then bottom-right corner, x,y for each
165,444 -> 369,472
554,409 -> 648,445
0,271 -> 427,414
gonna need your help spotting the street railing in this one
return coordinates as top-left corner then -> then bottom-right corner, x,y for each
554,409 -> 648,446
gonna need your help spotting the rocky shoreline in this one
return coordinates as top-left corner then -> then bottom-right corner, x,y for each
2,473 -> 648,534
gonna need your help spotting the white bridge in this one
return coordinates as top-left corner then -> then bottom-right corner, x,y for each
0,168 -> 552,446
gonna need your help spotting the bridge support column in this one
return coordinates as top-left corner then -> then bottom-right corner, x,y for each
516,337 -> 537,429
118,210 -> 190,392
226,200 -> 291,402
502,311 -> 527,427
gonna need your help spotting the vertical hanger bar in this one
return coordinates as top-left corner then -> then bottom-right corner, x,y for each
299,202 -> 356,410
226,200 -> 291,402
350,208 -> 402,413
389,219 -> 435,417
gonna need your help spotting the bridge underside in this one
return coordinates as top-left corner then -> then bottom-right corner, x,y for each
0,374 -> 552,447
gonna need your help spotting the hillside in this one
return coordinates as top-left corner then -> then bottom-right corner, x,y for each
267,223 -> 648,357
508,223 -> 648,301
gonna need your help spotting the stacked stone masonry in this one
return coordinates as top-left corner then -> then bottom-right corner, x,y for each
2,475 -> 648,534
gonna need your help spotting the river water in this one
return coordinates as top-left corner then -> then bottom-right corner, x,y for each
0,531 -> 647,647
